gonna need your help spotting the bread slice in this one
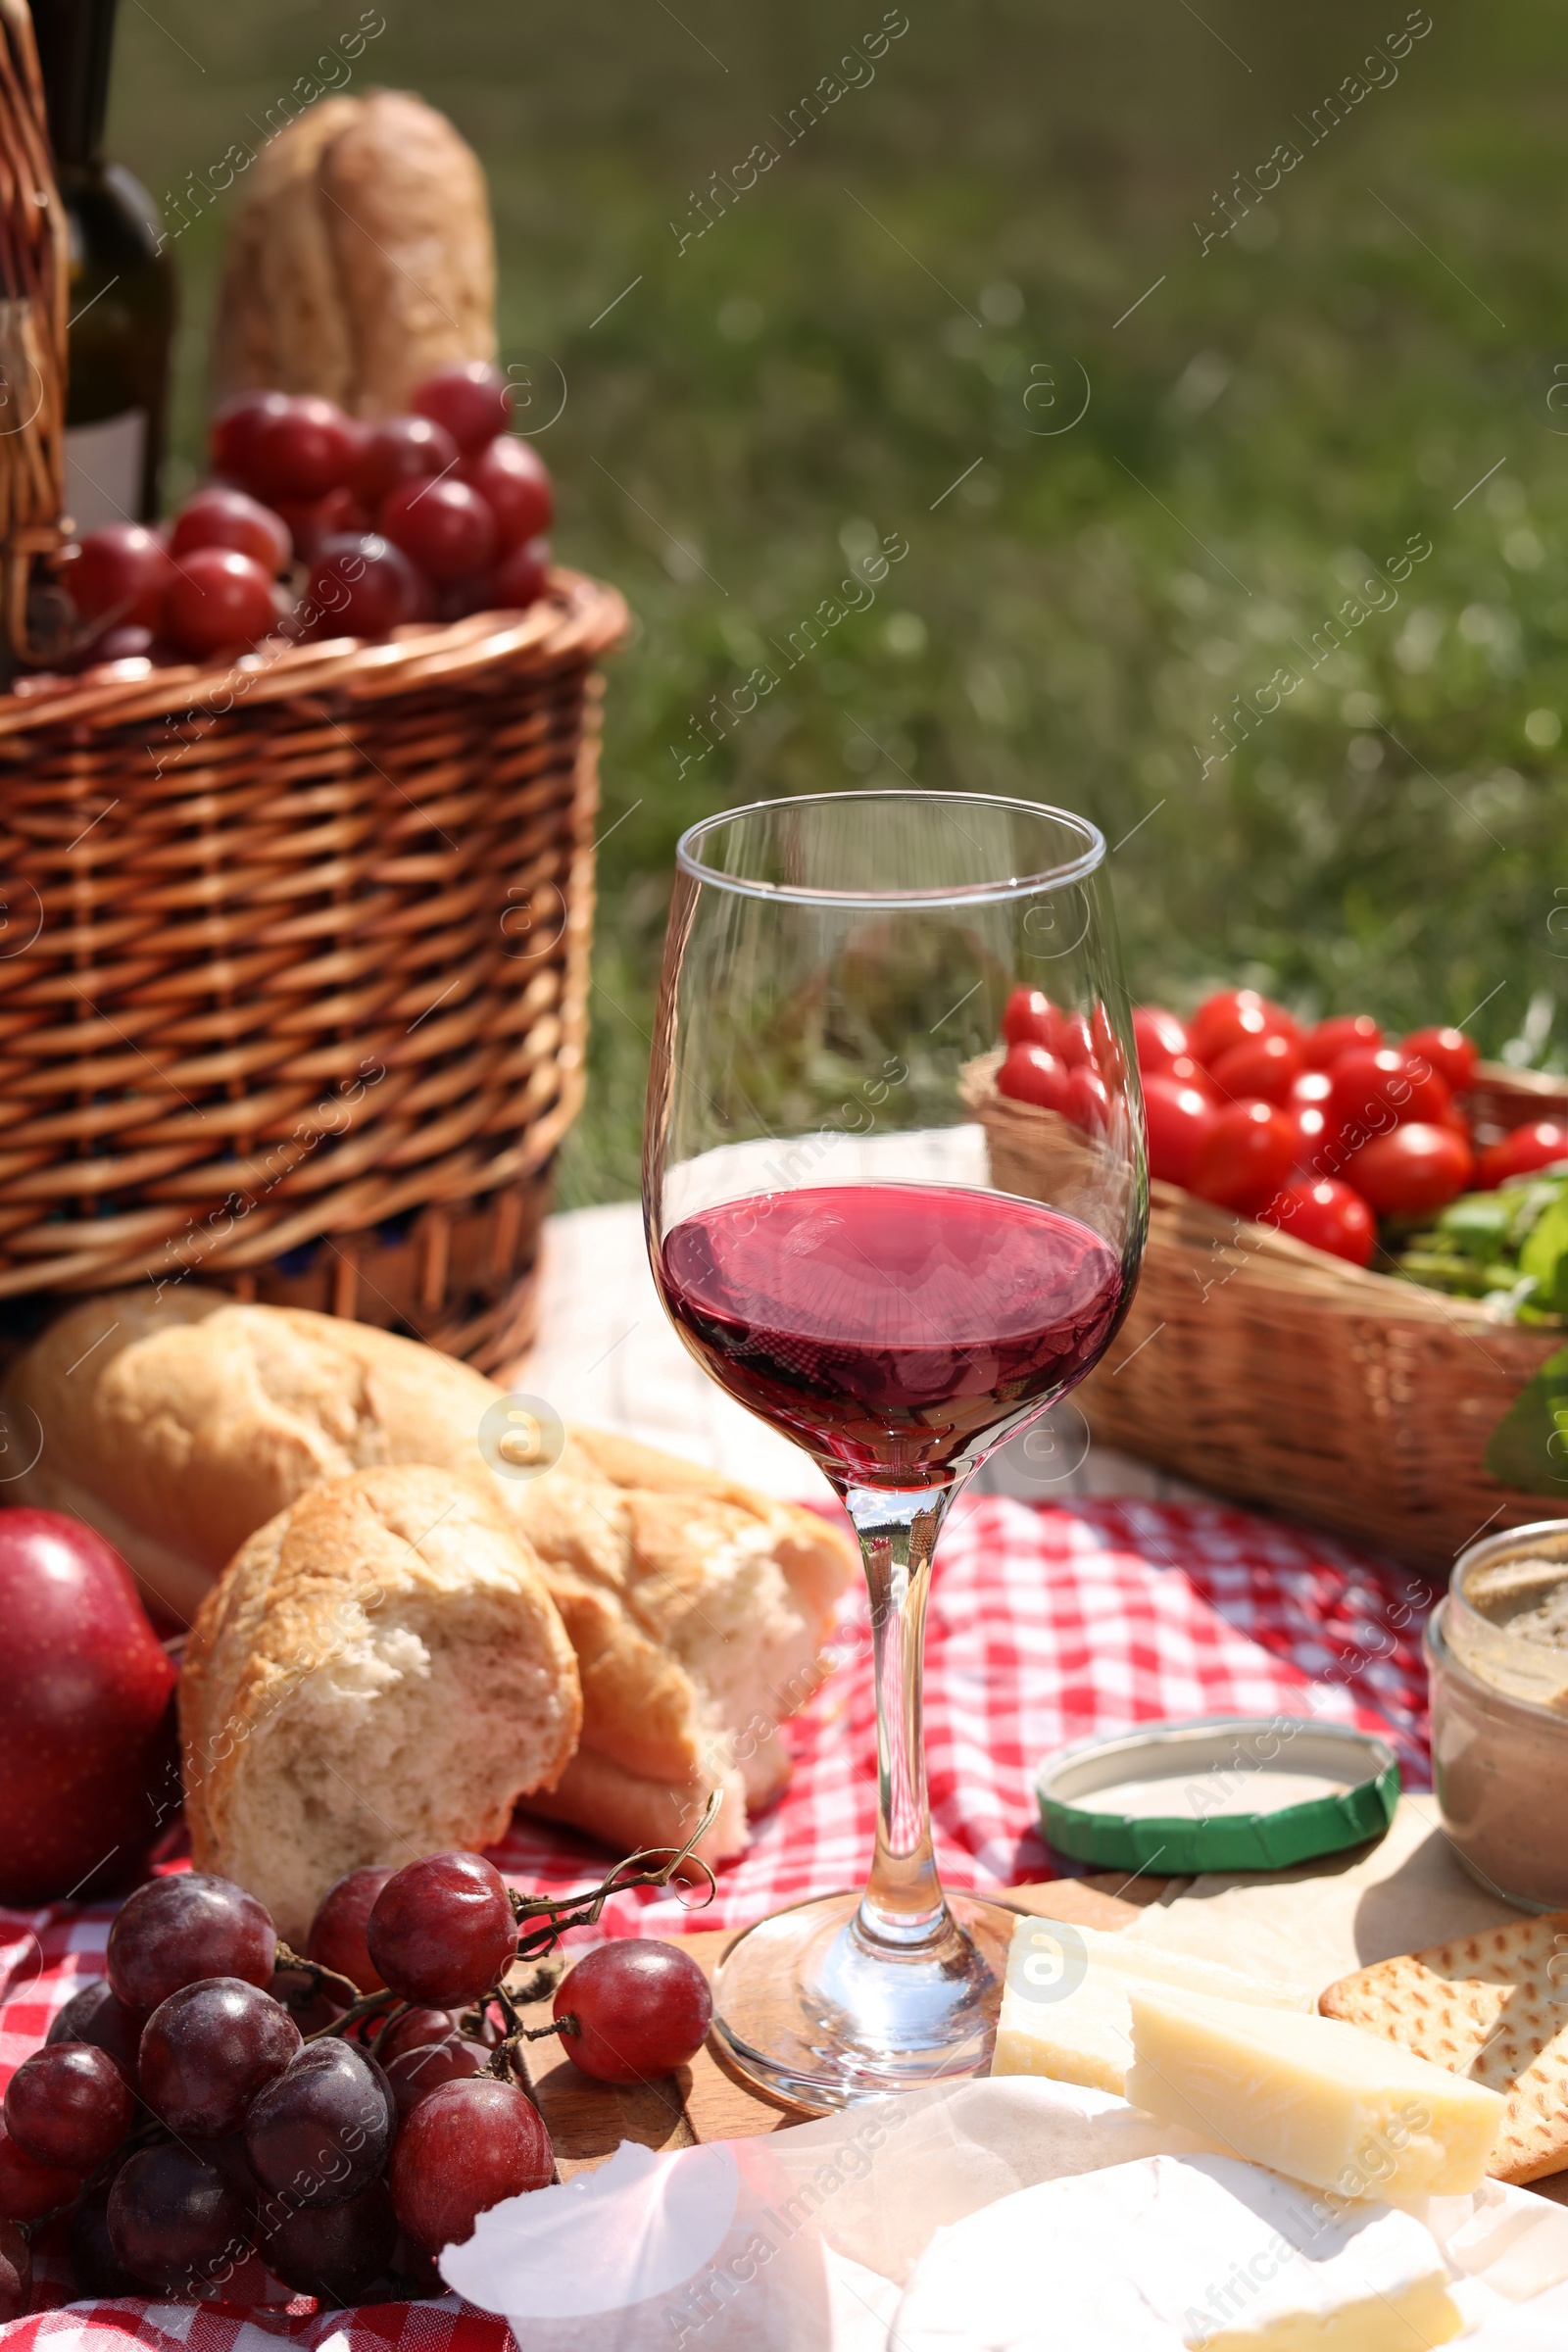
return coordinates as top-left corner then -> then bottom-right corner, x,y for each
180,1466 -> 581,1943
8,1292 -> 856,1862
1320,1913 -> 1568,2182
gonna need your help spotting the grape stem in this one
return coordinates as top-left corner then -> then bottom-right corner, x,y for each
506,1788 -> 722,1959
272,1942 -> 368,2007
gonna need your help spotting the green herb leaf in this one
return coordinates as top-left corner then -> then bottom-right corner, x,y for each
1484,1343 -> 1568,1494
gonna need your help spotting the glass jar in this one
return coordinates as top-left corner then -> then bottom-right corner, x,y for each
1426,1519 -> 1568,1913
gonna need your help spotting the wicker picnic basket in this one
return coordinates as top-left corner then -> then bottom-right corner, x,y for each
965,1053 -> 1568,1574
0,1 -> 626,1370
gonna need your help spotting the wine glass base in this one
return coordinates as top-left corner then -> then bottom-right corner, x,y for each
710,1887 -> 1017,2114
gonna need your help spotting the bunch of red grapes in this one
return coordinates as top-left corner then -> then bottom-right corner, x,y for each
999,983 -> 1567,1265
57,363 -> 554,672
0,1855 -> 710,2317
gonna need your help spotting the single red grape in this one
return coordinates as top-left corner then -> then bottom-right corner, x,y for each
490,535 -> 551,610
210,389 -> 291,483
139,1977 -> 302,2138
389,2079 -> 551,2251
238,394 -> 358,501
307,1866 -> 397,1995
306,533 -> 422,638
351,415 -> 460,507
553,1940 -> 712,2085
64,524 -> 173,630
4,2042 -> 133,2172
259,2174 -> 397,2302
372,2006 -> 459,2064
0,2221 -> 28,2325
108,2144 -> 255,2294
383,2037 -> 491,2121
165,547 -> 276,658
70,2180 -> 141,2299
367,1852 -> 516,2007
411,362 -> 512,452
109,1874 -> 276,2016
458,435 -> 552,548
244,2039 -> 394,2208
170,485 -> 290,575
48,1978 -> 143,2086
377,476 -> 497,583
0,2121 -> 78,2223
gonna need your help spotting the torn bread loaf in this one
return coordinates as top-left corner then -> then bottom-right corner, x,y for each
1321,1912 -> 1568,2183
8,1291 -> 856,1862
179,1466 -> 581,1942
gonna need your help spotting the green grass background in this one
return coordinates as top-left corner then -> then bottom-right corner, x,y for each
107,0 -> 1568,1204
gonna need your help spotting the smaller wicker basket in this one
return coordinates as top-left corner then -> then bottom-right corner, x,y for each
966,1053 -> 1568,1573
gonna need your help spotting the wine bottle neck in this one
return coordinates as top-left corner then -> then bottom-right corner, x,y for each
29,0 -> 122,168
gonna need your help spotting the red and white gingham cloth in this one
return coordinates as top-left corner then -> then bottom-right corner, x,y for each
0,1494 -> 1438,2352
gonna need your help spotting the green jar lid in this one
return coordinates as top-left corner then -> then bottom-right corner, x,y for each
1036,1715 -> 1400,1876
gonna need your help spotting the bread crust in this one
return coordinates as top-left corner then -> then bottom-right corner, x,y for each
8,1292 -> 856,1857
180,1465 -> 581,1938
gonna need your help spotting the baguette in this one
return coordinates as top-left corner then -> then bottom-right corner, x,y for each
8,1293 -> 856,1862
179,1465 -> 581,1942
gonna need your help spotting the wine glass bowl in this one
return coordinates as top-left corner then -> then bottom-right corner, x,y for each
644,791 -> 1146,2109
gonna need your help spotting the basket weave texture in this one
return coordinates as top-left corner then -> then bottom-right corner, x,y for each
0,577 -> 627,1368
969,1052 -> 1568,1573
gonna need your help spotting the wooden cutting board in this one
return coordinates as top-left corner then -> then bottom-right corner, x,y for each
512,1876 -> 1163,2178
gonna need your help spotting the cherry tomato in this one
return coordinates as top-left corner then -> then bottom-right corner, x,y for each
305,534 -> 423,639
997,1043 -> 1071,1113
1056,1010 -> 1095,1068
458,436 -> 553,549
1187,989 -> 1298,1069
1002,988 -> 1054,1049
1289,1100 -> 1330,1174
1065,1064 -> 1110,1137
1404,1025 -> 1478,1096
1143,1075 -> 1218,1186
1290,1069 -> 1334,1106
1190,1101 -> 1297,1215
1329,1047 -> 1454,1146
164,548 -> 276,658
1208,1029 -> 1303,1106
411,363 -> 513,453
350,415 -> 461,509
378,477 -> 498,584
1345,1123 -> 1473,1216
1168,1053 -> 1217,1101
1476,1120 -> 1568,1189
1301,1013 -> 1383,1069
1259,1177 -> 1376,1266
1133,1006 -> 1187,1077
170,486 -> 290,576
63,525 -> 173,630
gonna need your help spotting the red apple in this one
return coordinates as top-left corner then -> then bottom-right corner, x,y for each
0,1510 -> 179,1906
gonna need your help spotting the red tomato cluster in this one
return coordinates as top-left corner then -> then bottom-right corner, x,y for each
1131,989 -> 1496,1264
996,987 -> 1121,1138
58,365 -> 553,669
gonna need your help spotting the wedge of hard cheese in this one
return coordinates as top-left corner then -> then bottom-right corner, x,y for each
894,2151 -> 1463,2351
992,1915 -> 1311,2093
1126,1984 -> 1507,2198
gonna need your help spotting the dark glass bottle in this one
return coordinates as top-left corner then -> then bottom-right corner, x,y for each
29,0 -> 175,527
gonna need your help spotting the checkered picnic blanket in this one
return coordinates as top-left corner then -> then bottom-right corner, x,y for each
0,1493 -> 1436,2350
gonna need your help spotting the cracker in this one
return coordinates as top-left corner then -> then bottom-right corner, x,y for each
1321,1912 -> 1568,2183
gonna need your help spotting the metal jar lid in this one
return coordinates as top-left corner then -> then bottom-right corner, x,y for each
1035,1714 -> 1401,1875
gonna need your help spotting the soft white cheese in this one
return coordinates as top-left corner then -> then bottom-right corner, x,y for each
893,2150 -> 1463,2351
992,1914 -> 1312,2093
1126,1984 -> 1506,2199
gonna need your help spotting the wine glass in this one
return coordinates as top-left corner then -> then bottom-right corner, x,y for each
644,789 -> 1146,2110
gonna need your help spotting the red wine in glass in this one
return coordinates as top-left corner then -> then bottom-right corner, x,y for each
658,1184 -> 1128,1489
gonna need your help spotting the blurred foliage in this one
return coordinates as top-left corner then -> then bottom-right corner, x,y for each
107,0 -> 1568,1203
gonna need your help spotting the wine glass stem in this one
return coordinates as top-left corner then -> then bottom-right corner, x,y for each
845,1482 -> 955,1952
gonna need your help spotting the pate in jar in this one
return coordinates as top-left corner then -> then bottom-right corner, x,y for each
1426,1519 -> 1568,1912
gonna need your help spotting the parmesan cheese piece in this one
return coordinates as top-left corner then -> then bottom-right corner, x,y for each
992,1915 -> 1311,2093
894,2151 -> 1464,2350
1126,1985 -> 1507,2199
